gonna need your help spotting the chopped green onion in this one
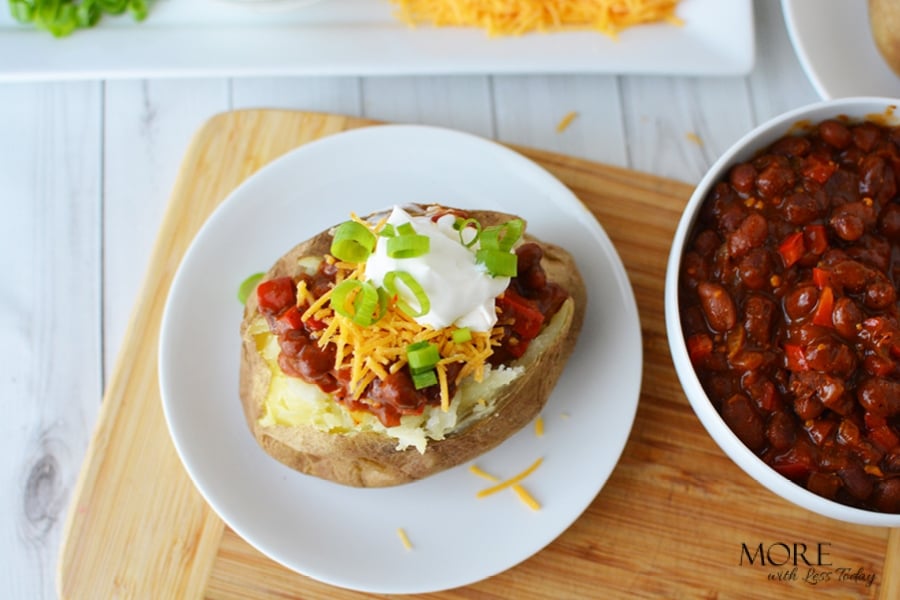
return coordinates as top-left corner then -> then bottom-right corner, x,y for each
476,249 -> 518,277
386,234 -> 430,258
480,219 -> 524,252
237,272 -> 265,305
379,224 -> 396,238
452,327 -> 472,343
456,218 -> 482,248
411,369 -> 438,390
406,341 -> 440,372
383,270 -> 430,317
396,222 -> 415,236
330,279 -> 384,326
331,221 -> 376,263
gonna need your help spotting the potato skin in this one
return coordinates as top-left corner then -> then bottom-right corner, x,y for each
239,204 -> 586,487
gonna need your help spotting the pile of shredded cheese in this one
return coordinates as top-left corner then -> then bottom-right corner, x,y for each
390,0 -> 683,38
299,217 -> 504,414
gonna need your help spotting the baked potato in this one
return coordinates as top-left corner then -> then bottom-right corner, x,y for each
870,0 -> 900,76
239,203 -> 586,487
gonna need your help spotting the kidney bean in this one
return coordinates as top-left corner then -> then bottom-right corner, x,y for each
873,479 -> 900,513
832,297 -> 863,340
766,411 -> 795,450
859,154 -> 896,203
879,203 -> 900,238
819,119 -> 852,149
839,463 -> 875,501
864,275 -> 896,310
756,157 -> 796,198
807,472 -> 842,500
852,123 -> 881,152
773,134 -> 812,157
782,192 -> 823,225
737,248 -> 773,290
729,163 -> 757,195
830,259 -> 872,293
783,285 -> 818,321
697,282 -> 736,332
858,378 -> 900,416
743,294 -> 776,345
721,394 -> 766,451
830,201 -> 876,241
727,213 -> 768,258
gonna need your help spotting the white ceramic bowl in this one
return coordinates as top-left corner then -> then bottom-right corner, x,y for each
665,97 -> 900,527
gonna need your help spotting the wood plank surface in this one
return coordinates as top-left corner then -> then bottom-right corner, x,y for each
57,110 -> 898,600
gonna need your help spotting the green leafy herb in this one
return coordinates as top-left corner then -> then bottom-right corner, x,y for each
10,0 -> 151,38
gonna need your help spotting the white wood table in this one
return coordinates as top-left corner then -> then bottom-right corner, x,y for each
0,2 -> 825,598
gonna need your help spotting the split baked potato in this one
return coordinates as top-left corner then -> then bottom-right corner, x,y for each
239,203 -> 586,487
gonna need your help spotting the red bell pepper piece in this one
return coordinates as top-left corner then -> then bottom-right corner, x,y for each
256,276 -> 296,315
273,305 -> 304,334
812,286 -> 834,327
784,343 -> 809,371
812,267 -> 831,289
687,333 -> 714,365
778,231 -> 805,267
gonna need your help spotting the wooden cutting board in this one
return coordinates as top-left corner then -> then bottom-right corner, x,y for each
57,110 -> 899,600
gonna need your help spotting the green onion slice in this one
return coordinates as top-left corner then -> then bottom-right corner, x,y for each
411,369 -> 438,390
386,234 -> 430,259
396,222 -> 415,236
406,341 -> 440,373
476,249 -> 518,277
480,218 -> 524,252
237,272 -> 265,305
456,218 -> 482,248
330,279 -> 384,326
379,224 -> 396,238
452,327 -> 472,343
331,221 -> 377,263
383,270 -> 430,317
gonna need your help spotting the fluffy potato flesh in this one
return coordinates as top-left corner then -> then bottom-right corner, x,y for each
239,205 -> 586,487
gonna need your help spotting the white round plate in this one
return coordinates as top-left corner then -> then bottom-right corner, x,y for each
158,124 -> 642,594
782,0 -> 900,100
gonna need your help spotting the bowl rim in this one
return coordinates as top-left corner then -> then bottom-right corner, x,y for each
665,96 -> 900,527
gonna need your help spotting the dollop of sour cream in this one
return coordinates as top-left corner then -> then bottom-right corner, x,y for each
364,206 -> 510,332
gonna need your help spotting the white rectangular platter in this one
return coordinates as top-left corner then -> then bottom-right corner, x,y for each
0,0 -> 754,81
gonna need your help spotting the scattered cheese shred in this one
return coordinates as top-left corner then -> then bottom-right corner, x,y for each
397,527 -> 413,550
469,463 -> 542,511
512,485 -> 541,511
685,131 -> 703,145
556,111 -> 578,133
391,0 -> 683,38
534,415 -> 544,437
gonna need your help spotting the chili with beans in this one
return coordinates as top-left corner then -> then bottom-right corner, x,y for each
679,117 -> 900,513
257,239 -> 567,429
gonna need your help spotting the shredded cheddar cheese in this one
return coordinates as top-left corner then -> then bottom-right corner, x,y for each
556,111 -> 578,133
300,219 -> 503,413
685,131 -> 703,145
469,462 -> 542,511
476,457 -> 543,497
391,0 -> 683,38
397,527 -> 414,550
534,415 -> 544,437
